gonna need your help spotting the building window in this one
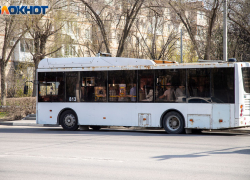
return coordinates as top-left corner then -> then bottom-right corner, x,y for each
85,29 -> 90,39
64,44 -> 77,56
198,11 -> 204,20
197,26 -> 203,36
20,39 -> 33,53
168,24 -> 171,32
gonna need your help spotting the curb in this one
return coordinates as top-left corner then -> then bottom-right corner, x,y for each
205,129 -> 250,134
0,121 -> 59,127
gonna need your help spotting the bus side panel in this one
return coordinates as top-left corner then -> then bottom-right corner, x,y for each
230,104 -> 235,127
236,63 -> 250,127
212,104 -> 230,129
78,103 -> 189,127
37,103 -> 190,127
37,103 -> 58,124
186,104 -> 212,129
37,102 -> 237,130
235,64 -> 244,124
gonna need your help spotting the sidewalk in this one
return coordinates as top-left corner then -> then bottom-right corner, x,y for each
0,119 -> 59,127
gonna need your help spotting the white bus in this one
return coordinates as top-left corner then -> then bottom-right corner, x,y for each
36,57 -> 250,134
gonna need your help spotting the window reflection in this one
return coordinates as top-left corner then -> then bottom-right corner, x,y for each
187,69 -> 210,103
155,69 -> 186,102
108,70 -> 137,102
139,70 -> 154,102
81,71 -> 107,102
37,68 -> 235,104
211,68 -> 234,103
38,72 -> 64,102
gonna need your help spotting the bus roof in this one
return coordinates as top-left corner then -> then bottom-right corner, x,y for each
38,57 -> 155,68
38,57 -> 244,71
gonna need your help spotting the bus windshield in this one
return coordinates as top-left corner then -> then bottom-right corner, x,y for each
242,68 -> 250,93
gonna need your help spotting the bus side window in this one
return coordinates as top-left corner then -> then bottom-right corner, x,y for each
38,72 -> 64,102
211,68 -> 234,103
155,69 -> 186,102
108,70 -> 136,102
138,70 -> 154,102
81,71 -> 107,102
187,69 -> 210,103
38,72 -> 47,102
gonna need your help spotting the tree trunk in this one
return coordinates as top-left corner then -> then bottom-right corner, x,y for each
204,34 -> 211,60
1,61 -> 6,106
32,59 -> 39,97
204,0 -> 219,60
168,1 -> 202,59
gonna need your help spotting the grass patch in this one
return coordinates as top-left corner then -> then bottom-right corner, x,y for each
0,112 -> 8,119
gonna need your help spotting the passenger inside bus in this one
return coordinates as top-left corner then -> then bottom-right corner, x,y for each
175,84 -> 186,102
129,84 -> 136,101
139,81 -> 146,101
159,83 -> 175,101
197,85 -> 207,97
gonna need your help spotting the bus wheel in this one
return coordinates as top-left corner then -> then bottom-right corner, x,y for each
60,110 -> 79,131
91,126 -> 101,131
163,111 -> 184,134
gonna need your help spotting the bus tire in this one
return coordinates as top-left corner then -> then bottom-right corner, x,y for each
91,126 -> 101,131
163,111 -> 185,134
60,110 -> 79,131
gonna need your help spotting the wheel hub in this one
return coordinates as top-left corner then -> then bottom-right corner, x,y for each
172,120 -> 177,127
167,116 -> 180,131
64,114 -> 76,127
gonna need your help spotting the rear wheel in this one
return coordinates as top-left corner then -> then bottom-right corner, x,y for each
162,111 -> 185,134
60,110 -> 79,131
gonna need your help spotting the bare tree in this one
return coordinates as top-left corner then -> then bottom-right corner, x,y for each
228,0 -> 250,36
203,0 -> 220,60
79,0 -> 111,54
115,0 -> 145,57
227,0 -> 250,61
168,0 -> 222,60
26,16 -> 63,96
0,14 -> 29,105
134,9 -> 179,61
79,0 -> 145,57
22,0 -> 65,96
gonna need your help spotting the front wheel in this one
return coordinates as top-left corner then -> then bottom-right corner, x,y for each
162,111 -> 185,134
60,110 -> 79,131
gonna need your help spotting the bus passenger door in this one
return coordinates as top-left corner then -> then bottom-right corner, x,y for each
65,72 -> 80,102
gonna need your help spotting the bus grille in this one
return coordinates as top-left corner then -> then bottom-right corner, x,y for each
244,99 -> 250,116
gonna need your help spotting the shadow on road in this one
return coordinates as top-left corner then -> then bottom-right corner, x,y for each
152,146 -> 250,161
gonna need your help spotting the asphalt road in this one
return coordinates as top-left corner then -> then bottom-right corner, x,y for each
0,126 -> 250,180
